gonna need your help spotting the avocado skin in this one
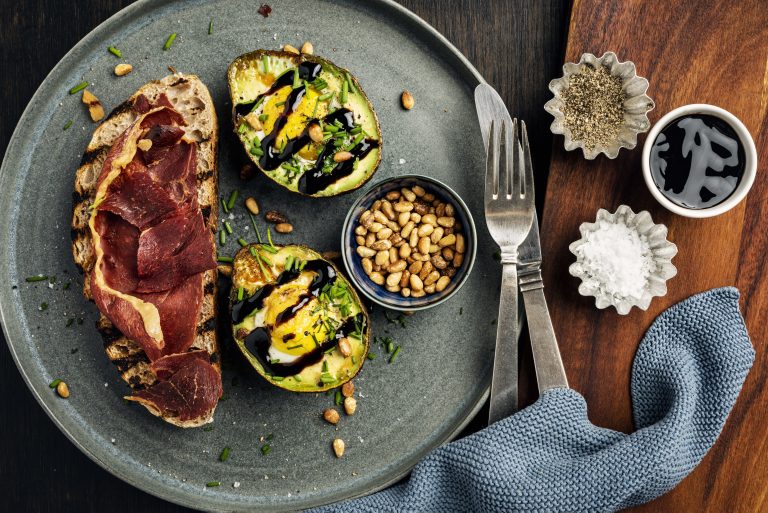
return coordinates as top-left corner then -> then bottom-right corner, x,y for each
227,50 -> 383,198
229,244 -> 371,392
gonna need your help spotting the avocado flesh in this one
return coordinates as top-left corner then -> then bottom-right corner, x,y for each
230,245 -> 370,392
227,50 -> 382,197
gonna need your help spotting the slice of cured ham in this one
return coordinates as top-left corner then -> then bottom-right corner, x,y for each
89,96 -> 220,424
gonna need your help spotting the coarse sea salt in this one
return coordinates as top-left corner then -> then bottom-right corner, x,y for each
571,219 -> 655,300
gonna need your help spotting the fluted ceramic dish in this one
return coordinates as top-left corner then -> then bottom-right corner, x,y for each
568,205 -> 677,315
545,52 -> 655,160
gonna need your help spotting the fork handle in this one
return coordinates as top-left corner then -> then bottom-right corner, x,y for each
520,270 -> 568,393
488,260 -> 519,424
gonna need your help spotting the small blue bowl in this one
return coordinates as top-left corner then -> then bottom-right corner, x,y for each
341,175 -> 477,311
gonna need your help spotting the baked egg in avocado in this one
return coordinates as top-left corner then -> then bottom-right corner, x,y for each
227,50 -> 382,197
230,244 -> 370,392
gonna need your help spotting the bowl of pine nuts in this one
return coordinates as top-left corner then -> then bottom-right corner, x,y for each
341,175 -> 476,311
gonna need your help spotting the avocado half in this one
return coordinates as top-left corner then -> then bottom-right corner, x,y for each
230,244 -> 370,392
227,50 -> 382,197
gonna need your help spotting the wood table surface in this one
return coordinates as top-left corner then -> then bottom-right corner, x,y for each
0,1 -> 569,511
538,0 -> 768,512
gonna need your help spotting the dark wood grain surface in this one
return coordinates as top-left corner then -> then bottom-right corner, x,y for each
0,1 -> 568,511
539,0 -> 768,512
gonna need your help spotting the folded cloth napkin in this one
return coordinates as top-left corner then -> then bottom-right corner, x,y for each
313,287 -> 754,513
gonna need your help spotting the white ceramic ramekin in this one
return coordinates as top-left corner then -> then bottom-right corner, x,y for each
641,104 -> 757,218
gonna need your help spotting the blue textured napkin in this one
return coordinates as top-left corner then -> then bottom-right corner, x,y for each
313,287 -> 754,513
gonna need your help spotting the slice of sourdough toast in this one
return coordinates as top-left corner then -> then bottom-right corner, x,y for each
71,74 -> 219,427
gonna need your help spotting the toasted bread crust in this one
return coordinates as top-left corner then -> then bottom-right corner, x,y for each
71,74 -> 220,427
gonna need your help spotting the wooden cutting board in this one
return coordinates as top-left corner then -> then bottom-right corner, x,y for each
538,0 -> 768,511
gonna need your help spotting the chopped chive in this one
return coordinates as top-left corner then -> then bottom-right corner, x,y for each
237,238 -> 248,247
226,190 -> 239,211
285,255 -> 294,271
66,318 -> 75,327
389,345 -> 401,363
163,32 -> 177,51
252,247 -> 269,277
266,228 -> 275,248
223,221 -> 233,234
258,113 -> 268,122
219,230 -> 226,246
311,99 -> 320,119
311,333 -> 320,348
262,55 -> 269,74
275,101 -> 286,107
208,18 -> 214,35
39,302 -> 48,311
324,346 -> 335,355
49,379 -> 62,388
347,133 -> 364,150
324,124 -> 339,133
366,352 -> 376,360
108,46 -> 122,58
69,82 -> 88,95
287,344 -> 303,350
322,360 -> 328,373
271,376 -> 284,382
340,79 -> 349,104
261,244 -> 278,254
386,339 -> 394,354
26,275 -> 48,282
261,444 -> 271,455
203,425 -> 214,432
237,287 -> 244,301
219,446 -> 231,462
318,92 -> 333,102
292,68 -> 300,89
320,375 -> 336,384
217,256 -> 233,263
345,73 -> 357,94
249,96 -> 265,113
206,481 -> 221,487
351,355 -> 357,364
63,120 -> 73,130
259,254 -> 273,266
238,123 -> 247,134
349,125 -> 362,135
335,390 -> 342,405
293,374 -> 302,382
221,197 -> 229,214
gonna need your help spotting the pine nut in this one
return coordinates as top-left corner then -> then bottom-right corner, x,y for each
398,212 -> 411,226
375,250 -> 389,266
357,246 -> 376,258
365,233 -> 376,246
355,225 -> 367,236
424,283 -> 436,294
344,396 -> 357,415
389,233 -> 403,246
355,235 -> 365,246
411,289 -> 426,298
389,260 -> 407,273
399,244 -> 411,259
368,222 -> 383,234
385,190 -> 401,201
342,381 -> 354,397
369,272 -> 385,285
389,247 -> 398,264
283,44 -> 300,54
401,90 -> 414,110
401,221 -> 415,238
453,252 -> 464,267
409,274 -> 424,291
437,216 -> 455,228
430,227 -> 444,243
429,244 -> 440,254
436,203 -> 446,217
377,227 -> 393,240
442,247 -> 454,260
381,201 -> 396,220
401,188 -> 416,202
324,408 -> 340,424
431,255 -> 448,269
455,234 -> 466,253
386,272 -> 402,287
401,287 -> 411,297
422,214 -> 437,226
301,41 -> 314,54
338,337 -> 352,357
373,210 -> 388,224
417,224 -> 433,237
394,201 -> 413,213
56,381 -> 70,398
438,234 -> 456,248
334,151 -> 353,162
417,237 -> 430,255
308,123 -> 324,143
411,185 -> 426,197
409,230 -> 419,248
410,212 -> 422,223
361,258 -> 373,275
114,63 -> 133,76
370,240 -> 392,251
386,284 -> 400,293
424,270 -> 440,286
445,204 -> 455,216
409,261 -> 423,274
333,439 -> 345,458
435,276 -> 451,292
275,222 -> 293,233
422,193 -> 435,202
399,270 -> 411,288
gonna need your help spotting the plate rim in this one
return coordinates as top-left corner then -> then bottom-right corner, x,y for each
0,0 -> 491,510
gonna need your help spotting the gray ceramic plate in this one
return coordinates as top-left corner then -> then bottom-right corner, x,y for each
0,0 -> 503,510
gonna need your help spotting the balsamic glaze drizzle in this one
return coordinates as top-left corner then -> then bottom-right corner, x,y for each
234,62 -> 379,195
233,257 -> 364,377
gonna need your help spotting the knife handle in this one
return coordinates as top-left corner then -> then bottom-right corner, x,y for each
488,261 -> 519,424
519,270 -> 568,393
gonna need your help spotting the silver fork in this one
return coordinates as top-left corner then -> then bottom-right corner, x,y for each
476,85 -> 535,424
